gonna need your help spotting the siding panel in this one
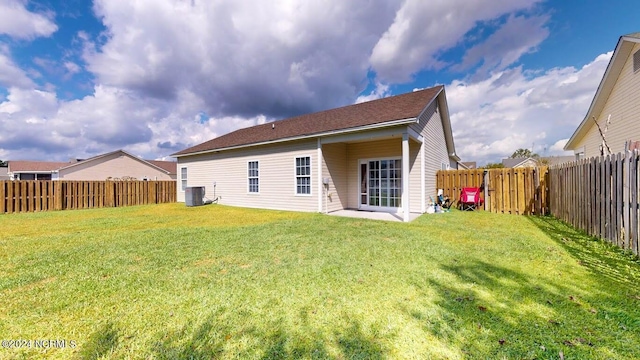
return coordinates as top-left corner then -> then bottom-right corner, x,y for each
322,143 -> 348,212
177,139 -> 318,212
421,100 -> 451,208
576,43 -> 640,158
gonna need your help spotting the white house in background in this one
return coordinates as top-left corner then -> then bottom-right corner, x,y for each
502,157 -> 539,168
172,86 -> 459,222
7,150 -> 176,181
565,32 -> 640,158
0,166 -> 10,180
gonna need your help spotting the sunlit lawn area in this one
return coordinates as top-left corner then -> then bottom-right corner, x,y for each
1,203 -> 640,359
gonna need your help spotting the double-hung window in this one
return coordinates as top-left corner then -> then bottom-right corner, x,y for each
295,156 -> 311,195
248,161 -> 259,193
180,167 -> 187,191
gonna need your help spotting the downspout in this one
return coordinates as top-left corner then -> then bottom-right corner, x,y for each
317,138 -> 323,213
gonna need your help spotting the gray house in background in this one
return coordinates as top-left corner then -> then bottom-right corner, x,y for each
173,86 -> 459,222
0,167 -> 9,180
502,157 -> 539,168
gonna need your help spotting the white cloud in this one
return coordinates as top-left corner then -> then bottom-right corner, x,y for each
355,83 -> 391,104
86,0 -> 398,120
0,52 -> 36,88
447,52 -> 611,165
0,0 -> 607,166
454,14 -> 549,77
550,138 -> 569,152
370,0 -> 542,82
0,0 -> 57,39
0,84 -> 269,161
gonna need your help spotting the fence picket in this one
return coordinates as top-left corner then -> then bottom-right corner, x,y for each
436,167 -> 547,214
0,180 -> 176,214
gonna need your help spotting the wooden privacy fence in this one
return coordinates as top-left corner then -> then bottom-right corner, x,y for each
437,167 -> 549,215
549,151 -> 639,256
0,180 -> 176,214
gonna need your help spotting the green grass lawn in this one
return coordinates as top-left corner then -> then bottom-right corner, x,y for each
1,204 -> 640,359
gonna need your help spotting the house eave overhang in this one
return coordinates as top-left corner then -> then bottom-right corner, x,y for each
565,35 -> 640,150
11,170 -> 57,174
173,117 -> 418,158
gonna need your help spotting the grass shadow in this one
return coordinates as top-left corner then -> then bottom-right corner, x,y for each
151,312 -> 386,359
527,215 -> 640,292
77,322 -> 119,360
336,321 -> 385,360
404,256 -> 639,359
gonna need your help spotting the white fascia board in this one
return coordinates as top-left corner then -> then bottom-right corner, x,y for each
174,118 -> 417,158
407,127 -> 423,142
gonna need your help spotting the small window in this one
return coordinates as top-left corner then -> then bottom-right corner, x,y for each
180,167 -> 187,191
248,161 -> 259,193
295,156 -> 311,195
441,162 -> 450,171
635,49 -> 640,73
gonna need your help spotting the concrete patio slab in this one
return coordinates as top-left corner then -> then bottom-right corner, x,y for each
326,209 -> 422,222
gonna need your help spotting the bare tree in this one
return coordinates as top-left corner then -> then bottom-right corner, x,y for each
594,114 -> 612,156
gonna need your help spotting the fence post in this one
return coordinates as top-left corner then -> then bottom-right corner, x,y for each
631,152 -> 639,256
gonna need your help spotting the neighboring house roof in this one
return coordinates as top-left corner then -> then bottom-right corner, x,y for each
502,157 -> 538,168
146,160 -> 177,175
8,160 -> 70,173
7,150 -> 177,176
58,149 -> 175,175
173,86 -> 454,157
565,32 -> 640,150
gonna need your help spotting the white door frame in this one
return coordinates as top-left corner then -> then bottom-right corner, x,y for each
358,157 -> 403,213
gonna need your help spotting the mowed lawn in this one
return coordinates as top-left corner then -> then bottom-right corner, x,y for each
1,204 -> 640,359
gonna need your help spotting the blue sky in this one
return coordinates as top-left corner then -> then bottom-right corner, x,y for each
0,0 -> 637,164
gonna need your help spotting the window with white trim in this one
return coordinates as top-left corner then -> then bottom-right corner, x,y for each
634,49 -> 640,73
180,167 -> 187,191
295,156 -> 311,195
248,161 -> 259,193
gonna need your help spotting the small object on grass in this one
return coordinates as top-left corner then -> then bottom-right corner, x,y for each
498,339 -> 506,345
478,306 -> 487,312
559,351 -> 564,360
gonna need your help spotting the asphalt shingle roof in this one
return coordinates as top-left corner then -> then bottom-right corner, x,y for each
173,86 -> 442,156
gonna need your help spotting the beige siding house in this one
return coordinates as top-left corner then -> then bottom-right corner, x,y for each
7,150 -> 176,181
57,150 -> 175,180
565,33 -> 640,157
173,86 -> 459,222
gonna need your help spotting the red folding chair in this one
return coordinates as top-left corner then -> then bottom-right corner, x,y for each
459,187 -> 483,211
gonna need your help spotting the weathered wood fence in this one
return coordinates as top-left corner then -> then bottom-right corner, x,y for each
437,167 -> 548,215
0,180 -> 176,214
549,151 -> 639,256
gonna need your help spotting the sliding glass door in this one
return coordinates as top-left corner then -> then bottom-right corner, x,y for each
359,158 -> 401,211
